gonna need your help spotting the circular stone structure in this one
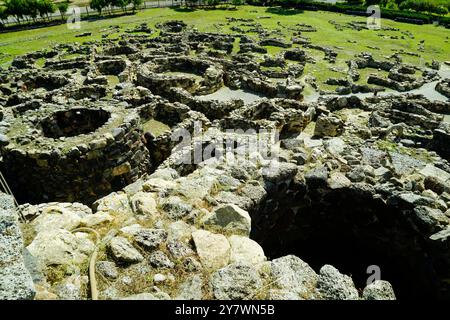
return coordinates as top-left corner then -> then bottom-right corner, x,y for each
0,101 -> 151,205
136,56 -> 224,96
41,108 -> 111,138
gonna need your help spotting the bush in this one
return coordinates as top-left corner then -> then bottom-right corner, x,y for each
399,0 -> 449,15
0,6 -> 8,21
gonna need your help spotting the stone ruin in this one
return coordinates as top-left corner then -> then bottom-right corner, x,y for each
0,19 -> 450,301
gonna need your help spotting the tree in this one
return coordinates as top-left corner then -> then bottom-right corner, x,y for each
37,0 -> 56,20
111,0 -> 130,12
0,6 -> 8,26
57,1 -> 69,20
4,0 -> 27,24
231,0 -> 242,8
381,0 -> 398,9
90,0 -> 107,14
130,0 -> 142,12
206,0 -> 219,8
25,0 -> 39,22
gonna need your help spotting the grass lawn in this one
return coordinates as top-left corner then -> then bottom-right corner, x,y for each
0,5 -> 448,79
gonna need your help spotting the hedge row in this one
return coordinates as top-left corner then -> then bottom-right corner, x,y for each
247,0 -> 450,27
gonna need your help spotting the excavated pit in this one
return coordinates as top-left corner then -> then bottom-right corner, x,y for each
250,181 -> 449,300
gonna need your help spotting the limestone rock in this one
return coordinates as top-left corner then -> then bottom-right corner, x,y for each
228,235 -> 266,265
328,172 -> 352,189
30,205 -> 86,234
27,229 -> 94,266
81,212 -> 113,227
192,230 -> 230,270
130,192 -> 159,218
93,192 -> 133,216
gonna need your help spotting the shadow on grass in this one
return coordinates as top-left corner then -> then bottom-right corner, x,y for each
85,11 -> 137,23
170,5 -> 238,13
266,7 -> 304,16
170,6 -> 197,12
171,6 -> 197,13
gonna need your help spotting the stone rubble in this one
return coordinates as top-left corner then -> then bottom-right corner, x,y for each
0,17 -> 449,301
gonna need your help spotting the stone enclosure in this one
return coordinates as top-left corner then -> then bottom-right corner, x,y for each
0,16 -> 450,301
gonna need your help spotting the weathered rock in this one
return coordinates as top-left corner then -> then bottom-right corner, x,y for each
108,236 -> 143,264
161,196 -> 193,220
192,230 -> 230,270
167,240 -> 194,259
202,204 -> 251,236
27,229 -> 94,266
314,114 -> 344,138
362,280 -> 396,300
270,255 -> 318,299
134,228 -> 167,251
210,263 -> 263,300
317,265 -> 359,300
175,274 -> 204,300
96,261 -> 119,280
54,275 -> 85,300
0,195 -> 35,300
130,192 -> 159,218
228,235 -> 266,265
149,250 -> 174,269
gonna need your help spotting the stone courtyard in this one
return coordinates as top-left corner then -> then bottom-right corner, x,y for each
0,14 -> 450,300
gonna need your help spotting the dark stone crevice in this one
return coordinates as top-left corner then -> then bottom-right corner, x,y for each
250,178 -> 449,300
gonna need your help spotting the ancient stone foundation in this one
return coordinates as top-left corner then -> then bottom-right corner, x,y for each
1,103 -> 150,205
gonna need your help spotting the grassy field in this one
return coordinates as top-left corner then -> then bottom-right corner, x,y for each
0,5 -> 449,79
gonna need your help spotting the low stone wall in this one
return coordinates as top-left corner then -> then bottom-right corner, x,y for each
0,103 -> 151,205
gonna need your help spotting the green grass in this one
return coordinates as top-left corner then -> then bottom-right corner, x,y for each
0,5 -> 448,80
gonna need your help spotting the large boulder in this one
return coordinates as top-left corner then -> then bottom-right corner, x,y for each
27,229 -> 94,266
